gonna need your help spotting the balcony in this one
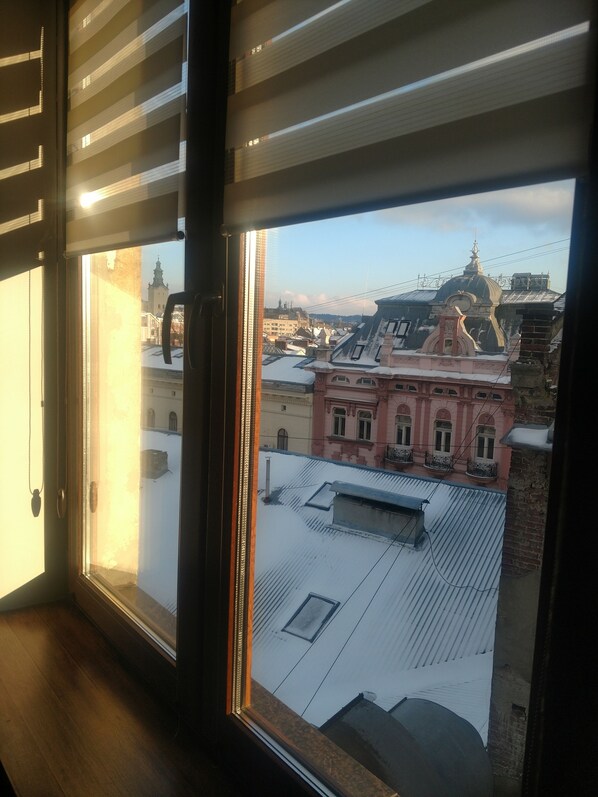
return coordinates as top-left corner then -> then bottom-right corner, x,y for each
385,445 -> 414,468
466,458 -> 498,483
424,451 -> 454,474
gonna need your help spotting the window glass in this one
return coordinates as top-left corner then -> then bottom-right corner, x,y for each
236,181 -> 573,795
80,241 -> 184,654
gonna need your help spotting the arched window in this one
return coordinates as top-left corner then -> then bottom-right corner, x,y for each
146,408 -> 155,428
277,428 -> 289,450
395,414 -> 412,446
476,425 -> 495,459
332,374 -> 349,383
357,410 -> 372,441
332,407 -> 346,437
434,419 -> 452,453
356,377 -> 376,386
169,411 -> 178,432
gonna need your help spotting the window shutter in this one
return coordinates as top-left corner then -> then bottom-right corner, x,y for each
0,0 -> 52,277
224,0 -> 596,233
66,0 -> 188,257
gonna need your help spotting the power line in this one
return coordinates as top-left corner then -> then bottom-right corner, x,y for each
302,239 -> 569,312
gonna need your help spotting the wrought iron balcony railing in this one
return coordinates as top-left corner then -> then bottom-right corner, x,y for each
424,451 -> 454,471
466,459 -> 498,479
385,445 -> 414,464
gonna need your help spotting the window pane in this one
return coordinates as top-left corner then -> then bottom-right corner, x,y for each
238,182 -> 573,794
81,242 -> 184,654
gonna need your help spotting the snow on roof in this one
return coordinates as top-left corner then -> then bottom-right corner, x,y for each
142,345 -> 184,372
261,354 -> 315,386
253,451 -> 505,739
377,290 -> 437,304
500,289 -> 562,304
330,481 -> 428,511
501,423 -> 553,451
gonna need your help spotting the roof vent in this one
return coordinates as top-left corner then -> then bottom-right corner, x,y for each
330,481 -> 427,546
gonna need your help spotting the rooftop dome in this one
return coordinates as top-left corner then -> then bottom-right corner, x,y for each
435,242 -> 502,306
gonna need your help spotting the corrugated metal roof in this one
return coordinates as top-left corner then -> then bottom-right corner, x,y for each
500,289 -> 561,304
253,451 -> 506,738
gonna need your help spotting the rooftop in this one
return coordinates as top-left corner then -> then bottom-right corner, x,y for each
253,451 -> 506,741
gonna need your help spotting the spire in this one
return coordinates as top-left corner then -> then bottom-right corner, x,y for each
151,257 -> 167,288
464,240 -> 483,275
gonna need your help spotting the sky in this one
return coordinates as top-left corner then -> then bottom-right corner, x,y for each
143,179 -> 575,317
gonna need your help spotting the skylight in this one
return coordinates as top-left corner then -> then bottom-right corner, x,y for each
283,593 -> 339,642
305,482 -> 335,510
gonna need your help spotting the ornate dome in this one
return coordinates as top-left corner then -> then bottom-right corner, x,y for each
435,242 -> 502,306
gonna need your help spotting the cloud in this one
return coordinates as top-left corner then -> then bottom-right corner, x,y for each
377,181 -> 575,236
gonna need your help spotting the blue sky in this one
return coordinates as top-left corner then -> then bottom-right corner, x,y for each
143,179 -> 575,316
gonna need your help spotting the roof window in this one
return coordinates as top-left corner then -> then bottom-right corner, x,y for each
283,594 -> 339,642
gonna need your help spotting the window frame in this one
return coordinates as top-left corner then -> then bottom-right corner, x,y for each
434,419 -> 452,453
395,414 -> 412,447
357,409 -> 372,441
57,2 -> 598,795
332,407 -> 346,437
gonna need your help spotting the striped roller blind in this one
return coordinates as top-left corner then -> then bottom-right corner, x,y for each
0,0 -> 49,276
66,0 -> 188,257
224,0 -> 596,233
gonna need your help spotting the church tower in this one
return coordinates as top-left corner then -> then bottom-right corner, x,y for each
147,258 -> 169,316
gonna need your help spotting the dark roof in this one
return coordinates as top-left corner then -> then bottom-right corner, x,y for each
321,696 -> 492,797
434,273 -> 503,305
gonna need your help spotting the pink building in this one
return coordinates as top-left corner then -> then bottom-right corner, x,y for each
309,245 -> 562,491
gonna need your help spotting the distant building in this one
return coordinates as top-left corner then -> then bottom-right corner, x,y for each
260,354 -> 315,454
263,300 -> 309,338
309,244 -> 563,491
147,257 -> 169,317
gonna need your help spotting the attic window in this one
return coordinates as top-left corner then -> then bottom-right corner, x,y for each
395,383 -> 404,390
397,320 -> 410,336
407,384 -> 417,392
433,387 -> 443,394
375,346 -> 382,362
386,320 -> 398,334
283,594 -> 339,642
492,392 -> 502,400
351,344 -> 364,360
356,377 -> 376,386
332,375 -> 349,383
476,391 -> 488,399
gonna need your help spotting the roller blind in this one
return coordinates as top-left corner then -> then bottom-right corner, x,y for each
224,0 -> 596,232
66,0 -> 188,257
0,0 -> 51,277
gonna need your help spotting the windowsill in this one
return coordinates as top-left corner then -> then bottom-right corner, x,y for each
247,680 -> 397,797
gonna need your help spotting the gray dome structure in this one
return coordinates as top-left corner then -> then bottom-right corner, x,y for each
435,242 -> 503,306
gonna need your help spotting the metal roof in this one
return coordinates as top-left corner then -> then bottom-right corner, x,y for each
253,451 -> 506,738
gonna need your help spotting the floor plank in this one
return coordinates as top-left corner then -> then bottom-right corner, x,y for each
0,603 -> 241,797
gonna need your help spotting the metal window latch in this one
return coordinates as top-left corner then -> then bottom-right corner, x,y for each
162,290 -> 223,369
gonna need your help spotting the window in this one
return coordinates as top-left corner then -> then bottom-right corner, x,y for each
476,425 -> 496,460
476,391 -> 488,399
169,412 -> 178,432
332,374 -> 349,383
397,320 -> 410,337
433,387 -> 444,394
332,407 -> 346,437
283,594 -> 339,642
356,377 -> 375,386
277,428 -> 289,450
146,408 -> 155,428
434,420 -> 452,453
350,344 -> 364,360
395,415 -> 412,446
357,410 -> 372,441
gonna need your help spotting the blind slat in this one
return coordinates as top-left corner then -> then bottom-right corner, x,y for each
226,0 -> 593,150
66,0 -> 187,257
0,2 -> 49,274
224,0 -> 596,232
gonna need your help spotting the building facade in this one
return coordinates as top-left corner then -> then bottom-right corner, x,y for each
309,246 -> 562,491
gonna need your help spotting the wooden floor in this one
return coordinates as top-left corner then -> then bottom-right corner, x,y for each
0,602 -> 242,797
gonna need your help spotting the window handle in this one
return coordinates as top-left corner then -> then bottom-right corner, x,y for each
162,290 -> 223,368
